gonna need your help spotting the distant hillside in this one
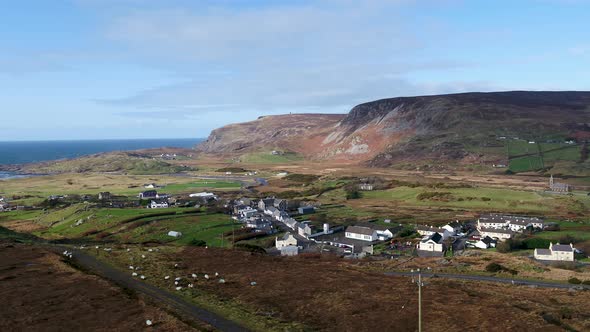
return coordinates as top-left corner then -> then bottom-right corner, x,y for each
3,148 -> 195,175
197,91 -> 590,175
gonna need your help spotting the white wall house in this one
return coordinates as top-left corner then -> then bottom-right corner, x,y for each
149,200 -> 169,209
416,225 -> 453,240
477,226 -> 513,241
418,233 -> 443,252
345,226 -> 378,242
276,233 -> 298,249
474,236 -> 496,249
534,243 -> 575,261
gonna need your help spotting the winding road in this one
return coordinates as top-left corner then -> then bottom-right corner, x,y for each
385,271 -> 590,290
57,247 -> 249,332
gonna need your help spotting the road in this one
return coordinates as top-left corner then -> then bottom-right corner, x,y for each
385,271 -> 590,290
56,247 -> 249,332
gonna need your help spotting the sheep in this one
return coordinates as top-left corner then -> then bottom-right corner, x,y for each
126,248 -> 131,252
191,273 -> 197,278
215,272 -> 219,277
145,319 -> 153,326
132,272 -> 138,277
218,279 -> 226,284
174,281 -> 179,286
175,277 -> 181,281
164,276 -> 170,280
175,286 -> 182,291
250,282 -> 257,286
204,274 -> 209,280
174,263 -> 179,268
140,275 -> 146,280
188,284 -> 194,288
129,266 -> 134,270
148,249 -> 153,252
141,254 -> 146,259
95,246 -> 99,249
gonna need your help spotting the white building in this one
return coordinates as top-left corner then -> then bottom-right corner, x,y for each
345,226 -> 378,242
534,243 -> 575,261
477,214 -> 544,232
168,231 -> 182,238
276,233 -> 298,249
416,225 -> 453,240
189,192 -> 217,200
149,200 -> 169,209
474,236 -> 496,249
418,233 -> 444,252
477,227 -> 513,241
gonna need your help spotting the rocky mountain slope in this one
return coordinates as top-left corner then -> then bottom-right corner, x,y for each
201,91 -> 590,173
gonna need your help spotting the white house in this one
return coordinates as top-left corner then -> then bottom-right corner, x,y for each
477,214 -> 544,232
474,236 -> 496,249
298,223 -> 313,238
442,221 -> 462,235
276,233 -> 298,249
149,200 -> 169,209
283,218 -> 298,230
345,226 -> 378,242
534,242 -> 575,261
168,231 -> 182,238
418,233 -> 444,252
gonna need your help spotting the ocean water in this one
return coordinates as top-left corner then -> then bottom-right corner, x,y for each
0,138 -> 204,166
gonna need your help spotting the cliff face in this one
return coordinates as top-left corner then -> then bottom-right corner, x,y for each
197,91 -> 590,168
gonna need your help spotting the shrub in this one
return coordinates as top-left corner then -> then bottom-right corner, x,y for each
568,277 -> 581,284
485,262 -> 503,273
189,239 -> 207,247
234,243 -> 266,254
581,280 -> 590,285
346,190 -> 361,200
523,238 -> 552,249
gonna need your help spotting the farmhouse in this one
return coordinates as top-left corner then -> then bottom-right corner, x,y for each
474,236 -> 496,249
418,232 -> 444,253
275,233 -> 298,249
345,226 -> 378,242
534,242 -> 575,261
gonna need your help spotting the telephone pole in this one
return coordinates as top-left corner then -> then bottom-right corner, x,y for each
411,268 -> 423,332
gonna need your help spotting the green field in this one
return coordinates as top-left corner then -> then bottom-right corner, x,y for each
542,146 -> 581,162
507,140 -> 540,157
509,156 -> 544,172
163,181 -> 242,193
240,152 -> 303,164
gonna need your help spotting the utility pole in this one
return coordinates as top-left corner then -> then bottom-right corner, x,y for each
411,268 -> 423,332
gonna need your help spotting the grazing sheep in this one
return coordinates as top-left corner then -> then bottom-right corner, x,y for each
174,263 -> 179,268
164,276 -> 170,280
250,282 -> 257,286
148,249 -> 153,252
175,277 -> 181,281
141,255 -> 146,259
191,273 -> 197,278
132,272 -> 138,277
218,279 -> 226,284
174,281 -> 179,285
215,272 -> 219,277
129,266 -> 134,270
188,284 -> 194,288
140,275 -> 146,280
204,274 -> 209,280
145,320 -> 152,326
126,248 -> 131,252
175,286 -> 182,291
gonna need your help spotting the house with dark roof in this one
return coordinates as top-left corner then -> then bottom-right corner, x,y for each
534,242 -> 575,261
258,198 -> 275,211
139,190 -> 158,199
345,226 -> 378,242
474,236 -> 496,249
418,232 -> 444,252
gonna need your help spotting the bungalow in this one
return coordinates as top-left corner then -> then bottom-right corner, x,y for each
258,198 -> 275,211
534,242 -> 575,262
474,236 -> 496,249
139,190 -> 158,200
298,206 -> 315,215
345,226 -> 378,242
275,233 -> 298,249
149,200 -> 169,209
418,232 -> 444,252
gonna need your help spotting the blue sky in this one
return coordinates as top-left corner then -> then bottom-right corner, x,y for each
1,0 -> 589,141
